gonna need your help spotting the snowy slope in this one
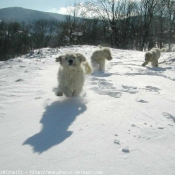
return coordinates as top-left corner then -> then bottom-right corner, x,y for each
0,45 -> 175,175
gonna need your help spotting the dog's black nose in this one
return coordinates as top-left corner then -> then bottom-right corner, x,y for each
69,60 -> 73,64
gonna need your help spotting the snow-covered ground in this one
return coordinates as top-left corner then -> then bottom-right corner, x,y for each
0,45 -> 175,175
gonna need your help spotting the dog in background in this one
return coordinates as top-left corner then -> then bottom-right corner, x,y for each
55,53 -> 92,97
91,46 -> 113,72
142,48 -> 166,67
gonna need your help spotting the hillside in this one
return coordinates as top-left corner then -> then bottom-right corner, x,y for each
0,7 -> 67,23
0,45 -> 175,175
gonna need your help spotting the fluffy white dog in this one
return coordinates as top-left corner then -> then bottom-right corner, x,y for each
91,46 -> 113,72
55,53 -> 92,97
142,48 -> 166,67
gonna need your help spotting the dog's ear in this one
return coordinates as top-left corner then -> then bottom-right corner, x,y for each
76,53 -> 86,62
142,61 -> 149,66
56,55 -> 63,63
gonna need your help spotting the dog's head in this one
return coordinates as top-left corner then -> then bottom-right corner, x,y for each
103,48 -> 113,61
56,53 -> 86,68
145,52 -> 152,62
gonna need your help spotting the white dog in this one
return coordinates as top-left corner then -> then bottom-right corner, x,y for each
55,53 -> 92,97
142,48 -> 166,67
91,46 -> 113,72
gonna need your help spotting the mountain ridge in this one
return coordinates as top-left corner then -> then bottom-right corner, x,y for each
0,7 -> 67,23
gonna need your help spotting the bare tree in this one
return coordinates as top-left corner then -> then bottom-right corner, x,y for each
152,0 -> 167,48
31,19 -> 49,48
61,2 -> 86,45
85,0 -> 140,48
137,0 -> 164,50
164,0 -> 175,51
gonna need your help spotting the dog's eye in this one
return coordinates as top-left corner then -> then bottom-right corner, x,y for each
65,57 -> 68,60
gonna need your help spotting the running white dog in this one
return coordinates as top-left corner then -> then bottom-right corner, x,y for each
142,48 -> 166,67
91,46 -> 113,72
55,53 -> 92,97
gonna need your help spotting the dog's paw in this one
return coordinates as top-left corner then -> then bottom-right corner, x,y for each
55,91 -> 63,96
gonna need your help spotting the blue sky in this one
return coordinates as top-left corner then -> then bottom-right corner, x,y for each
0,0 -> 87,14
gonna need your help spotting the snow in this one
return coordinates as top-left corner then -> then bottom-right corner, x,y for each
0,45 -> 175,175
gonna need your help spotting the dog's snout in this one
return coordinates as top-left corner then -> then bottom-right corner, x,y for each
69,60 -> 73,64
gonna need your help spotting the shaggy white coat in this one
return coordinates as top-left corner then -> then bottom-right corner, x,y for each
142,48 -> 165,67
55,53 -> 91,97
91,46 -> 112,72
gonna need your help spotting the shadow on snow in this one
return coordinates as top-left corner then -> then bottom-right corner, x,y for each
23,97 -> 87,154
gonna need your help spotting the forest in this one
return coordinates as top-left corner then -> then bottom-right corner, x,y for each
0,0 -> 175,60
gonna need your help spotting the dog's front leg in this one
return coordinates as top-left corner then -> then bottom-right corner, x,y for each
63,87 -> 73,97
91,59 -> 98,72
55,86 -> 63,96
73,88 -> 82,97
99,59 -> 105,72
152,60 -> 158,67
142,61 -> 149,66
155,60 -> 158,67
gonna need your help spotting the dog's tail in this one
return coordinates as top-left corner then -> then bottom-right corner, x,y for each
160,48 -> 167,52
82,61 -> 92,74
